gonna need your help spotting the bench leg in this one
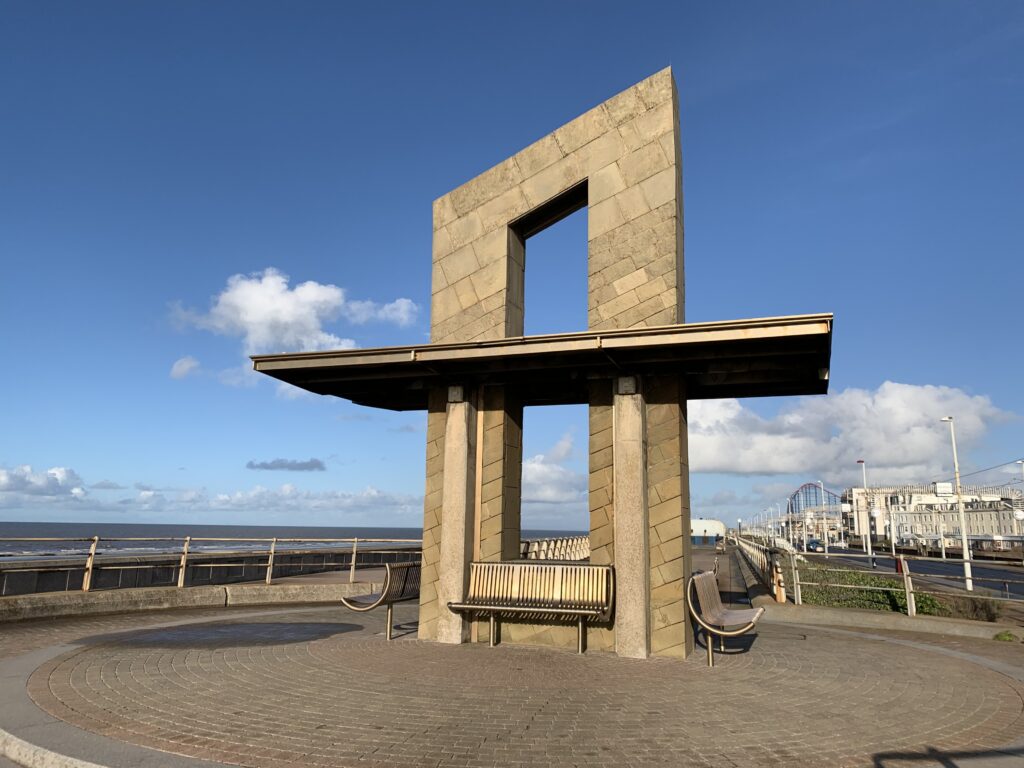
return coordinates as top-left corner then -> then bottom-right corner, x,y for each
489,613 -> 497,647
386,603 -> 393,641
577,616 -> 586,654
707,630 -> 714,667
720,632 -> 725,653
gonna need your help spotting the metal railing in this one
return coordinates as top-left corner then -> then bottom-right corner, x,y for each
747,539 -> 1024,619
732,535 -> 788,602
519,535 -> 590,561
0,536 -> 422,592
734,535 -> 771,583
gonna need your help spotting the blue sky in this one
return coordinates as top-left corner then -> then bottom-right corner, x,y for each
1,1 -> 1022,530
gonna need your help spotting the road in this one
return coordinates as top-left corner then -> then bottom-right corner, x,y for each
820,551 -> 1024,599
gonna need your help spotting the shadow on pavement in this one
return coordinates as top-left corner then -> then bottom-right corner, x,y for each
390,620 -> 419,639
873,745 -> 1024,767
694,630 -> 759,656
79,621 -> 362,649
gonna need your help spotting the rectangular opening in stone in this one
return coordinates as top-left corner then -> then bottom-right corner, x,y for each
520,403 -> 589,558
511,181 -> 589,336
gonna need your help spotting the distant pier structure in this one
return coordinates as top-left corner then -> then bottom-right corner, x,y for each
254,68 -> 832,659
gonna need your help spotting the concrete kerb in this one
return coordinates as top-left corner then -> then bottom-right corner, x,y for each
0,729 -> 106,768
0,581 -> 379,623
730,548 -> 1023,641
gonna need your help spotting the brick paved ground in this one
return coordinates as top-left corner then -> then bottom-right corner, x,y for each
4,553 -> 1024,768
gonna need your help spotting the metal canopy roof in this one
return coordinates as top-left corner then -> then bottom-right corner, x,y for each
251,314 -> 833,411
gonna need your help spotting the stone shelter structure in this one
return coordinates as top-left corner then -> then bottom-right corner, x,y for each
253,68 -> 833,659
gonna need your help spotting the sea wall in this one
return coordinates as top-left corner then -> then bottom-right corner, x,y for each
0,547 -> 420,597
0,580 -> 385,622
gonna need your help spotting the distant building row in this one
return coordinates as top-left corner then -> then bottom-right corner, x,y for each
843,483 -> 1024,549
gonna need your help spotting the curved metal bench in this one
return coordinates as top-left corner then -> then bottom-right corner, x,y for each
448,561 -> 614,654
686,570 -> 763,667
341,561 -> 421,640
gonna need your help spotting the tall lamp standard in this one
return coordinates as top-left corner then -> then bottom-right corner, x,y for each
940,416 -> 973,591
819,480 -> 829,555
1015,460 -> 1024,548
857,460 -> 875,567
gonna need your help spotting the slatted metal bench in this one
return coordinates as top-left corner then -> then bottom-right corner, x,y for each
686,569 -> 764,666
448,561 -> 614,654
341,561 -> 421,640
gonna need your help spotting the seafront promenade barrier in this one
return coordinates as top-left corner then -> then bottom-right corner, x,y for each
519,535 -> 590,561
0,534 -> 592,598
0,536 -> 421,596
734,534 -> 1024,619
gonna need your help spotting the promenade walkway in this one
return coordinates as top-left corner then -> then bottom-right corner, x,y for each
1,550 -> 1022,768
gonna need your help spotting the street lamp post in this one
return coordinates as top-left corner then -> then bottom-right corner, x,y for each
936,506 -> 947,560
1015,460 -> 1024,544
801,494 -> 808,552
941,416 -> 973,592
857,460 -> 875,567
819,480 -> 829,555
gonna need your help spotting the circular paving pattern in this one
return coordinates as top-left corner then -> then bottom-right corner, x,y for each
26,606 -> 1024,768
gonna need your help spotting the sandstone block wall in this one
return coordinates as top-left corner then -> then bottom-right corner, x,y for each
430,67 -> 683,345
421,68 -> 691,657
644,376 -> 692,658
417,389 -> 447,640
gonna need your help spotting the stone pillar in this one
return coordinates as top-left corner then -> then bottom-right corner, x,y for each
478,385 -> 522,563
587,381 -> 615,652
475,385 -> 522,644
645,375 -> 693,658
435,385 -> 477,645
417,387 -> 448,641
613,376 -> 651,659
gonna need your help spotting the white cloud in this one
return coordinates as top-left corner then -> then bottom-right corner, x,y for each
0,465 -> 86,499
0,462 -> 420,525
689,381 -> 1008,485
522,432 -> 587,504
174,268 -> 353,354
91,480 -> 126,490
207,484 -> 419,519
218,364 -> 260,388
169,356 -> 200,379
342,297 -> 418,327
173,267 -> 418,356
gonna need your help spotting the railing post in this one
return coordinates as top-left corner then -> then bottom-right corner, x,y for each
82,536 -> 99,592
265,538 -> 277,585
772,556 -> 786,603
899,555 -> 916,617
789,550 -> 802,605
177,536 -> 191,588
349,538 -> 359,583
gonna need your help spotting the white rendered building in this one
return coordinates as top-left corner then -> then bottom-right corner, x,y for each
844,483 -> 1024,550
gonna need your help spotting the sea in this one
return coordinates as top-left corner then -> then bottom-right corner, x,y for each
0,521 -> 585,559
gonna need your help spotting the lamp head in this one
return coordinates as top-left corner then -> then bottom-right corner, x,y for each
940,416 -> 953,423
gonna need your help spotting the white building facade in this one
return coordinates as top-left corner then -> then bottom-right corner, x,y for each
844,483 -> 1024,550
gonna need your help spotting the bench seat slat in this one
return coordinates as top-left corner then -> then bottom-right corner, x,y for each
448,561 -> 614,654
450,561 -> 614,620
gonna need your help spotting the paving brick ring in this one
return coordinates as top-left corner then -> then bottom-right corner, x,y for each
22,605 -> 1024,768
